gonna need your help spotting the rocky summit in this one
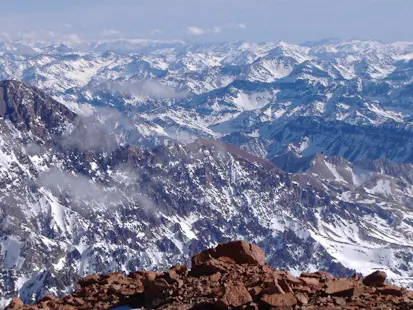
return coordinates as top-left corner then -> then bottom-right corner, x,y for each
6,241 -> 413,310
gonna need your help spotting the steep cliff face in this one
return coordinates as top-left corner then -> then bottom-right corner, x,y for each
6,241 -> 413,310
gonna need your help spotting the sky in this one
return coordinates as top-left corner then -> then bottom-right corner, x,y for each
0,0 -> 412,43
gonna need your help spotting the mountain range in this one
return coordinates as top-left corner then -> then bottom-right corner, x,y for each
1,38 -> 413,306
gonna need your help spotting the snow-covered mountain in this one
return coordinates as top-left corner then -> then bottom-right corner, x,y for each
3,38 -> 413,157
1,39 -> 413,305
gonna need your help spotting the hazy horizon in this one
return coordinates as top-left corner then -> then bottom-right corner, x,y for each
0,0 -> 412,44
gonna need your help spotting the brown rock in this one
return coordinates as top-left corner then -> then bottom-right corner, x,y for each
8,242 -> 413,310
248,286 -> 262,298
190,258 -> 228,277
108,283 -> 122,293
300,271 -> 335,281
243,303 -> 259,310
72,297 -> 85,306
101,272 -> 125,285
129,270 -> 159,281
245,274 -> 263,287
144,277 -> 170,308
377,285 -> 403,296
295,293 -> 309,305
278,278 -> 293,293
325,279 -> 363,297
282,273 -> 302,285
209,272 -> 221,282
176,278 -> 184,289
260,293 -> 297,308
299,276 -> 322,290
40,295 -> 56,303
262,280 -> 285,294
294,285 -> 312,294
45,300 -> 58,309
165,269 -> 179,282
362,271 -> 387,287
169,265 -> 188,276
78,274 -> 101,286
63,295 -> 74,304
404,291 -> 413,302
215,281 -> 253,308
128,271 -> 156,293
192,241 -> 265,269
56,305 -> 77,310
333,296 -> 346,306
217,256 -> 237,264
117,287 -> 137,296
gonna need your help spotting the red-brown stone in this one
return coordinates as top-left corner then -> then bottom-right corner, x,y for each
78,274 -> 101,287
191,240 -> 265,270
5,241 -> 413,310
260,293 -> 298,308
377,285 -> 403,296
363,271 -> 387,287
325,279 -> 364,297
215,281 -> 252,308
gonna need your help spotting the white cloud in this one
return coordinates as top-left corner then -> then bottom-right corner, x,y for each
64,33 -> 81,42
107,80 -> 188,99
102,29 -> 121,36
187,26 -> 207,35
187,23 -> 247,36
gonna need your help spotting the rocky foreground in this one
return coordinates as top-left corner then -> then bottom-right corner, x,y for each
6,241 -> 413,309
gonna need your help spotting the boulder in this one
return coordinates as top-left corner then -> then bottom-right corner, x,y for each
191,241 -> 265,269
377,285 -> 403,296
325,279 -> 363,297
362,271 -> 387,287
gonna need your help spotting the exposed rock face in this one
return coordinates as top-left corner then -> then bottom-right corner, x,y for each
0,80 -> 76,138
6,241 -> 413,310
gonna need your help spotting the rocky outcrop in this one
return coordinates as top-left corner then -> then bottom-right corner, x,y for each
0,80 -> 76,138
6,241 -> 413,310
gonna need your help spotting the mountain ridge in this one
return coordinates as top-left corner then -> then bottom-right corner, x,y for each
1,38 -> 413,305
